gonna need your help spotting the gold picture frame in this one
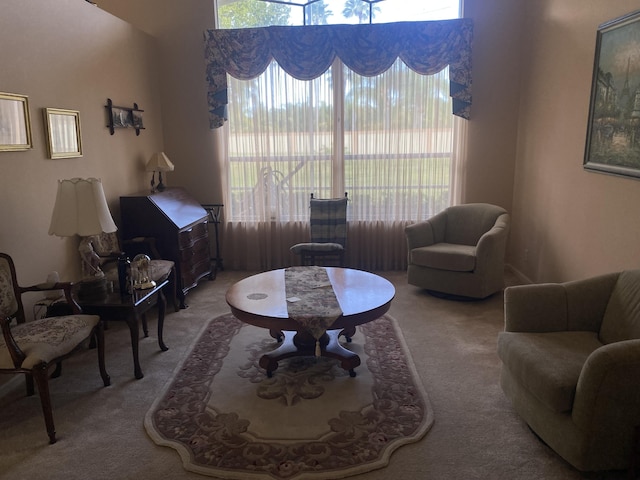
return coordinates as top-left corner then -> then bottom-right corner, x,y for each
44,108 -> 83,159
584,10 -> 640,179
0,92 -> 32,151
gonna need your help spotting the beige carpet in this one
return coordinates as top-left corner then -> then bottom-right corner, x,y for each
145,314 -> 433,479
0,270 -> 629,479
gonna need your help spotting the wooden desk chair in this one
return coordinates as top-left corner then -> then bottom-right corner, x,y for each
290,193 -> 348,267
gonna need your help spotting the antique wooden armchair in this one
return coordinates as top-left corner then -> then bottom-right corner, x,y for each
0,253 -> 110,444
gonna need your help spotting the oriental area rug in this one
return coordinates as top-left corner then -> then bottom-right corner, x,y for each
145,313 -> 433,480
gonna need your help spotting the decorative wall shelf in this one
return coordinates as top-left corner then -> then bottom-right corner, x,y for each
106,98 -> 144,135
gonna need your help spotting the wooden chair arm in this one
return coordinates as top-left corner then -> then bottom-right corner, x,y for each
21,282 -> 82,315
122,236 -> 162,259
0,315 -> 26,368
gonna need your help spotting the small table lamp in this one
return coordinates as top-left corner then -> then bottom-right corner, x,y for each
146,152 -> 175,192
48,178 -> 118,298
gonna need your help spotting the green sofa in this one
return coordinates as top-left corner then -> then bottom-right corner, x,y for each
498,270 -> 640,472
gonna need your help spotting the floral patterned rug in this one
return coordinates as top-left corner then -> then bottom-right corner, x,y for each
144,313 -> 433,480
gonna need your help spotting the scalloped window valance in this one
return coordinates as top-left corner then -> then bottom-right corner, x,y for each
204,18 -> 473,128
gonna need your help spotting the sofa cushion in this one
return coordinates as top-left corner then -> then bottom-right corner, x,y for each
600,270 -> 640,344
410,243 -> 476,272
497,331 -> 603,413
290,242 -> 344,254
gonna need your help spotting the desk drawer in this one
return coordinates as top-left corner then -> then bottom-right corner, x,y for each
179,237 -> 209,263
178,222 -> 208,249
182,258 -> 211,288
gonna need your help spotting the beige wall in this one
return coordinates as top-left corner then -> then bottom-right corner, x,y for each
92,0 -> 221,205
463,0 -> 523,210
511,0 -> 640,282
0,0 -> 164,287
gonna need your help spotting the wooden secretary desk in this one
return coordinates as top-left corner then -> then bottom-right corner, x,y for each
120,188 -> 212,308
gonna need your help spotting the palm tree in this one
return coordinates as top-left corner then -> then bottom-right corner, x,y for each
342,0 -> 381,24
306,0 -> 333,25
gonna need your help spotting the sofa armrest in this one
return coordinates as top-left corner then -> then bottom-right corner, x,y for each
504,272 -> 620,333
404,221 -> 435,250
504,283 -> 569,332
475,213 -> 509,274
572,339 -> 640,433
405,210 -> 448,251
562,272 -> 618,331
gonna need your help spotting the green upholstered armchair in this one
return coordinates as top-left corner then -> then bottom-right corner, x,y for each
498,270 -> 640,474
404,203 -> 510,299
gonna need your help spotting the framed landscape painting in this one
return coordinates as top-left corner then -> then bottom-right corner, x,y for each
584,10 -> 640,179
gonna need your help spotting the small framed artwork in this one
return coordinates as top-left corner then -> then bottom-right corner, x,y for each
44,108 -> 83,159
106,98 -> 144,135
584,10 -> 640,179
111,106 -> 133,128
0,92 -> 32,151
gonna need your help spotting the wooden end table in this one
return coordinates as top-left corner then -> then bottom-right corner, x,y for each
226,268 -> 395,377
75,279 -> 169,379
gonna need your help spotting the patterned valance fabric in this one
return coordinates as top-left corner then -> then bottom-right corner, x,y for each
203,19 -> 473,128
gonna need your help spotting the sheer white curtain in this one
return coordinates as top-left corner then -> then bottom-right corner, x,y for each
221,58 -> 465,271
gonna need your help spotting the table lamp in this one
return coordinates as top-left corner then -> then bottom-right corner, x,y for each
146,152 -> 174,192
48,178 -> 117,298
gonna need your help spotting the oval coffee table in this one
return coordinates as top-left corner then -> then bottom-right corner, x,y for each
226,267 -> 395,377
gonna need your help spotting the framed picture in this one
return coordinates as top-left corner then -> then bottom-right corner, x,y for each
44,108 -> 83,159
584,10 -> 640,179
0,92 -> 32,151
106,98 -> 144,135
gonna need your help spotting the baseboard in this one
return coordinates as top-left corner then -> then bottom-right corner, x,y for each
505,264 -> 533,285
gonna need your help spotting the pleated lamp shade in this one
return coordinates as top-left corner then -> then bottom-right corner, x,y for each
146,152 -> 174,172
146,152 -> 174,192
48,178 -> 117,237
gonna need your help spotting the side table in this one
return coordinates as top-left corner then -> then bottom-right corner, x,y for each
74,279 -> 169,379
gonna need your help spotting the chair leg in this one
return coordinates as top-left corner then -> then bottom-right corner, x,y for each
51,362 -> 62,378
95,323 -> 111,387
167,265 -> 179,312
630,425 -> 640,480
25,372 -> 34,396
31,364 -> 56,444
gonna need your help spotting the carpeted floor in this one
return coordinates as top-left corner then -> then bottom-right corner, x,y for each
145,313 -> 432,479
0,270 -> 629,479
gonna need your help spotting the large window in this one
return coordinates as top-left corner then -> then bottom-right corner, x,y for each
212,0 -> 466,270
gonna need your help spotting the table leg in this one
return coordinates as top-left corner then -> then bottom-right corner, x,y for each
269,328 -> 284,342
141,314 -> 149,337
259,330 -> 360,377
341,325 -> 356,343
157,289 -> 168,351
125,316 -> 144,379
